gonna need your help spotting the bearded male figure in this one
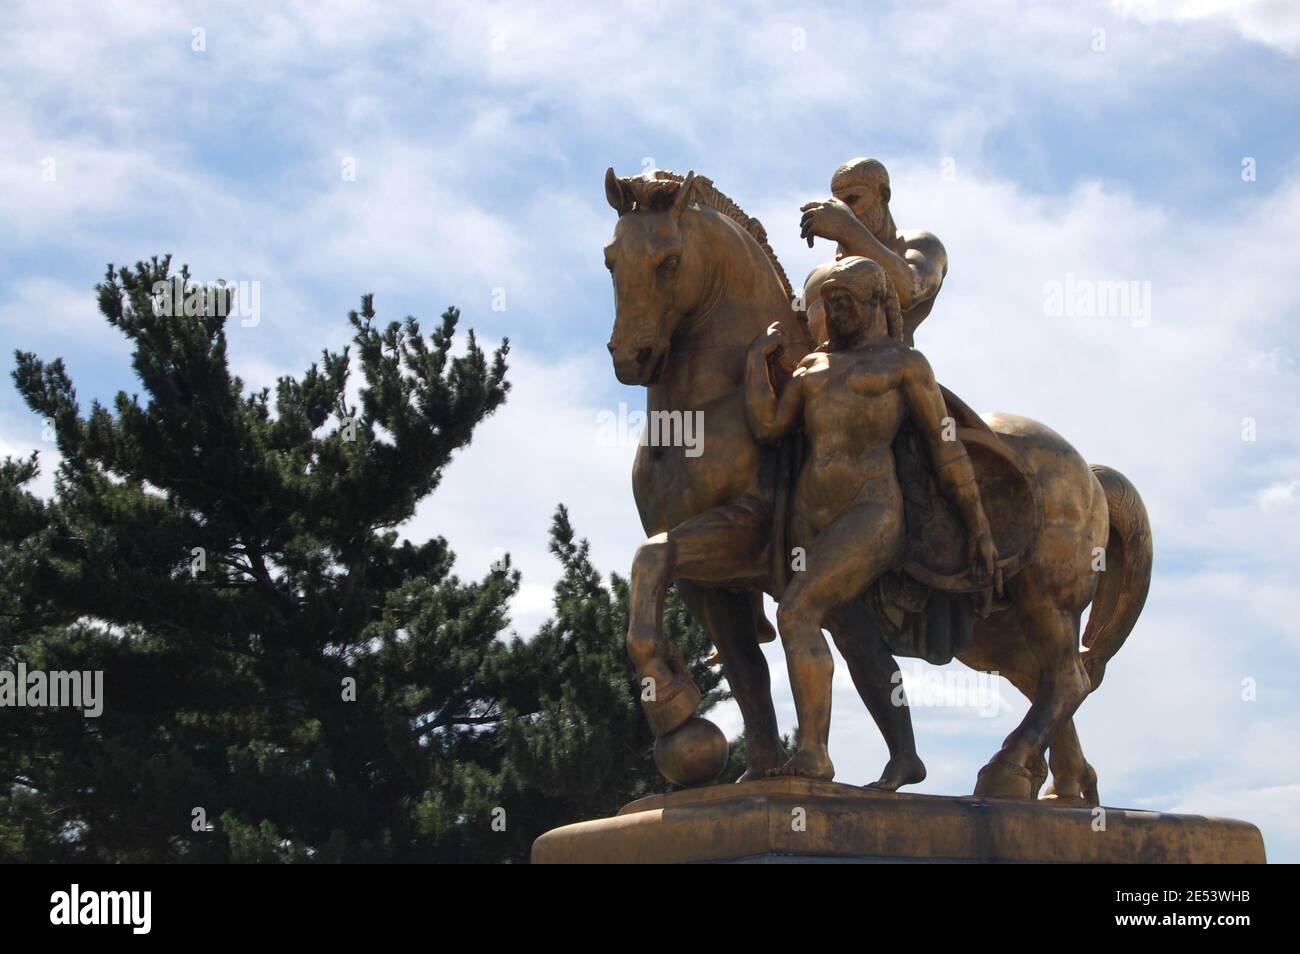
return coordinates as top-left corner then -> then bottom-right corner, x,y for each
799,157 -> 947,346
744,256 -> 997,780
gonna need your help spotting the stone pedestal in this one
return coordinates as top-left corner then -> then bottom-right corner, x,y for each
531,777 -> 1265,863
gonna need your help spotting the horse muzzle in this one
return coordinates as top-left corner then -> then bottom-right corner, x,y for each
609,340 -> 667,386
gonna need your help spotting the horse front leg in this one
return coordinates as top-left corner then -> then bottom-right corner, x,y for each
627,532 -> 701,736
677,582 -> 783,779
627,498 -> 773,741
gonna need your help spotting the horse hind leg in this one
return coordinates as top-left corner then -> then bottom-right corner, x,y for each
963,616 -> 1047,798
974,604 -> 1089,799
967,602 -> 1092,802
999,665 -> 1049,799
1042,718 -> 1100,806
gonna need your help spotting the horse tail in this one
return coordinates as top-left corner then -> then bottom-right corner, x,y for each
1081,465 -> 1153,691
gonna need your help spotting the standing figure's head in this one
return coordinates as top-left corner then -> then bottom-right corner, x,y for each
818,256 -> 903,349
831,157 -> 892,238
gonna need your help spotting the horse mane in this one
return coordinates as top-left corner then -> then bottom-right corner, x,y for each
623,170 -> 794,302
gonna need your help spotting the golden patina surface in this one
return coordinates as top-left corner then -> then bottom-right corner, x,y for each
532,778 -> 1266,865
603,161 -> 1152,803
529,159 -> 1266,863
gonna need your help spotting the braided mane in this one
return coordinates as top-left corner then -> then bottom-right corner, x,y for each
623,170 -> 794,301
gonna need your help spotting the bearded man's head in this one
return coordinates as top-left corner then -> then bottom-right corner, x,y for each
831,157 -> 891,237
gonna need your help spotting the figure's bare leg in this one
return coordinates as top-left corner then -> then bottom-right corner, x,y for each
826,601 -> 925,791
771,501 -> 905,781
626,499 -> 770,738
677,582 -> 783,780
975,604 -> 1089,798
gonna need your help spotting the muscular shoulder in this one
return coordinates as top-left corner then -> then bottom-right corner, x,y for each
897,229 -> 948,278
898,346 -> 936,385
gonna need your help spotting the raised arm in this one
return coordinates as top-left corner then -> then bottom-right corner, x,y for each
745,322 -> 805,443
799,200 -> 944,312
902,352 -> 999,584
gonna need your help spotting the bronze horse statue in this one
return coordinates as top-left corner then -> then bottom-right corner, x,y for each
602,167 -> 1152,801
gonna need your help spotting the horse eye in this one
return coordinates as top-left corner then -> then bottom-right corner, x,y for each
659,255 -> 681,275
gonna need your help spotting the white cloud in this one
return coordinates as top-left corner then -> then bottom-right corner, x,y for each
1113,0 -> 1300,56
1258,479 -> 1300,509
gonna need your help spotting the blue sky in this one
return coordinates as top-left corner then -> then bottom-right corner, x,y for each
2,0 -> 1298,860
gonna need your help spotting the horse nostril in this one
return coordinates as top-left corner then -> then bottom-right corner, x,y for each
635,347 -> 653,366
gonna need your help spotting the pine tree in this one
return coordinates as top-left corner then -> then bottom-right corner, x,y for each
0,256 -> 724,862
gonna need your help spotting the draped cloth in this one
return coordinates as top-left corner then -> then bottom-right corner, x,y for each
768,380 -> 1040,666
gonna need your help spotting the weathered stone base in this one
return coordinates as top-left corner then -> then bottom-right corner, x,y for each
531,777 -> 1266,864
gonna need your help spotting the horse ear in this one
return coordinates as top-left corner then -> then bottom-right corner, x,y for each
671,170 -> 697,216
605,167 -> 633,215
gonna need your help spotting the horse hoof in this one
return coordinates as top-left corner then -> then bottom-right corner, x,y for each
641,672 -> 701,737
973,758 -> 1035,798
1041,762 -> 1100,806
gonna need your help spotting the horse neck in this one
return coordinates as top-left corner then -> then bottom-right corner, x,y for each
649,210 -> 797,412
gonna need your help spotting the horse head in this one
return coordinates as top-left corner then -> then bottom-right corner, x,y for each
602,168 -> 710,385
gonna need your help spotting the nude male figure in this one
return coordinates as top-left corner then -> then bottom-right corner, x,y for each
745,256 -> 997,780
799,157 -> 948,346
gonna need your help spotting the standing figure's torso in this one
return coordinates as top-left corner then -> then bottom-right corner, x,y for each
794,343 -> 910,531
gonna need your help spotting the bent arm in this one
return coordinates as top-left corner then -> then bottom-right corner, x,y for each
745,346 -> 805,443
838,228 -> 945,313
902,354 -> 991,539
836,222 -> 920,310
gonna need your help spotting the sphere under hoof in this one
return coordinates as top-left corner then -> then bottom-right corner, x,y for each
654,716 -> 729,787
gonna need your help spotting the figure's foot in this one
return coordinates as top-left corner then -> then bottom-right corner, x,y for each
865,753 -> 927,791
766,747 -> 835,780
973,756 -> 1035,799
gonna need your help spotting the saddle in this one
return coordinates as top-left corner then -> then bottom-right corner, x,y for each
872,385 -> 1043,663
